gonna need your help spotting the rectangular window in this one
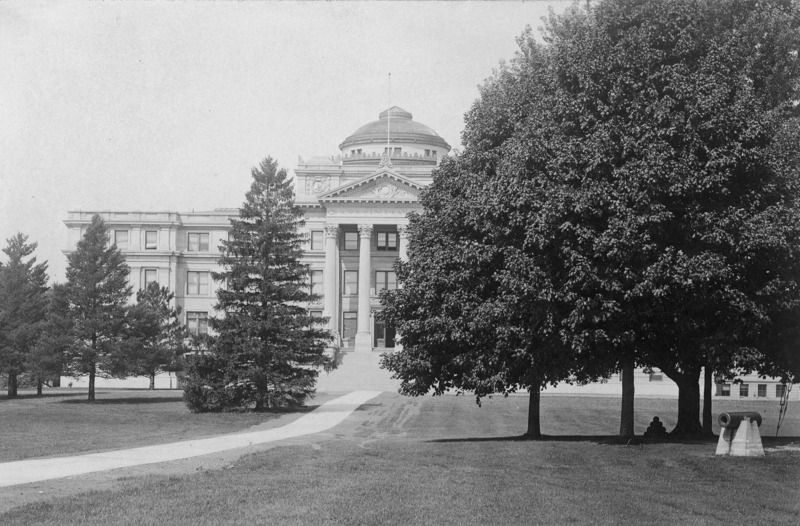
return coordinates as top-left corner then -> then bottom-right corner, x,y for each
758,384 -> 767,397
310,270 -> 323,297
187,271 -> 209,296
114,230 -> 128,250
342,312 -> 357,342
649,373 -> 663,382
393,147 -> 402,155
424,149 -> 430,157
776,384 -> 786,398
377,232 -> 398,251
145,230 -> 158,250
188,233 -> 209,252
343,270 -> 358,295
310,230 -> 324,251
376,271 -> 397,292
187,312 -> 208,336
344,231 -> 358,251
143,269 -> 158,287
739,383 -> 749,397
309,310 -> 324,327
716,383 -> 731,396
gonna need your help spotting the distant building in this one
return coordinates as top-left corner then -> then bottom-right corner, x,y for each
64,107 -> 449,360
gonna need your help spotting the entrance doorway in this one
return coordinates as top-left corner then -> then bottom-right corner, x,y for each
342,312 -> 357,348
374,318 -> 395,348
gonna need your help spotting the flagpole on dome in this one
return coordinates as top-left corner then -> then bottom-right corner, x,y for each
387,72 -> 391,154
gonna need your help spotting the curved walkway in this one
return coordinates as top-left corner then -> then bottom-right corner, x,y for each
0,390 -> 382,488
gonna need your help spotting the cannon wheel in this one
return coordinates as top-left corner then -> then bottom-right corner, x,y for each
776,382 -> 793,437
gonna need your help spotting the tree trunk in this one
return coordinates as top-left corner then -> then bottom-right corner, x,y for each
671,369 -> 703,437
702,363 -> 714,437
88,361 -> 96,402
7,372 -> 18,397
149,372 -> 156,390
619,357 -> 635,438
526,386 -> 541,438
37,379 -> 43,396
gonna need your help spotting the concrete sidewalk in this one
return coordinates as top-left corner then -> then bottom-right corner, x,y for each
0,390 -> 381,488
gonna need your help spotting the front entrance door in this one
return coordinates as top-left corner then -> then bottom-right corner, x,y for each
342,312 -> 357,348
374,318 -> 395,348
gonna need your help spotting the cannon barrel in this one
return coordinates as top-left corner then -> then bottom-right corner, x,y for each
718,411 -> 762,429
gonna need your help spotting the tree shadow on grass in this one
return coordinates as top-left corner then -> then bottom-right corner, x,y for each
59,397 -> 183,405
0,392 -> 86,403
428,434 -> 732,446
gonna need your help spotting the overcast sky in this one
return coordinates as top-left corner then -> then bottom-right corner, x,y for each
0,0 -> 572,282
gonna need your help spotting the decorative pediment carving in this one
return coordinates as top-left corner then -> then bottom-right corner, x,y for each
318,171 -> 423,203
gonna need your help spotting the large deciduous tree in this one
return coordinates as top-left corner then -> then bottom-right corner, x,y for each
64,215 -> 133,401
127,282 -> 186,390
183,157 -> 334,412
0,234 -> 49,397
384,0 -> 800,439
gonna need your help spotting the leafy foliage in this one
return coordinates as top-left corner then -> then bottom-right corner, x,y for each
184,157 -> 334,412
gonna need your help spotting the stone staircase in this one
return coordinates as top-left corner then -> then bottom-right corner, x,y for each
315,350 -> 401,393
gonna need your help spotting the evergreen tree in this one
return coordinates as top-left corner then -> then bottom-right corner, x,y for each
184,157 -> 334,412
127,282 -> 186,390
64,215 -> 133,401
0,234 -> 49,397
28,284 -> 71,395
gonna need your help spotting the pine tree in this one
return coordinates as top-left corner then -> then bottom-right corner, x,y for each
64,215 -> 133,401
127,282 -> 186,390
184,157 -> 334,412
28,284 -> 71,395
0,234 -> 49,397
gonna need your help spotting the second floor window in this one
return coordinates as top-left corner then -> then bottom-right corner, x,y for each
187,271 -> 209,295
376,271 -> 397,292
310,230 -> 324,251
188,233 -> 209,252
114,230 -> 128,250
187,312 -> 208,336
145,230 -> 157,250
343,270 -> 358,295
143,269 -> 158,287
310,270 -> 323,297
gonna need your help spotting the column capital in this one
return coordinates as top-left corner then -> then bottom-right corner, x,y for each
358,224 -> 373,238
324,224 -> 339,238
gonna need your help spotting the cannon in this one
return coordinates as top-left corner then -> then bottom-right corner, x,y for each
718,411 -> 762,429
716,411 -> 764,456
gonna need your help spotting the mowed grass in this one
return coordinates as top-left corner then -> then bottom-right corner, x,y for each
1,392 -> 799,525
0,388 -> 333,462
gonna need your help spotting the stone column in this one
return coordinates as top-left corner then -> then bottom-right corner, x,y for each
398,226 -> 409,261
323,224 -> 339,341
354,224 -> 373,353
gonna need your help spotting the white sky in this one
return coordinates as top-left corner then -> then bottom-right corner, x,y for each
0,0 -> 571,283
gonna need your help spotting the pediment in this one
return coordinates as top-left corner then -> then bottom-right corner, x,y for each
318,170 -> 423,203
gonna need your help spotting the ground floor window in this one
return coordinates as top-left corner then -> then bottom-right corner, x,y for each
739,383 -> 749,397
374,318 -> 395,348
342,312 -> 357,345
776,384 -> 786,398
716,383 -> 731,396
758,384 -> 767,397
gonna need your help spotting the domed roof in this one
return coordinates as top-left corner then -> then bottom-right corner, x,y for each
339,106 -> 450,151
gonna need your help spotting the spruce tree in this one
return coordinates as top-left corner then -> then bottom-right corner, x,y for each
185,157 -> 333,412
127,282 -> 186,390
0,234 -> 49,397
28,284 -> 71,395
65,215 -> 132,401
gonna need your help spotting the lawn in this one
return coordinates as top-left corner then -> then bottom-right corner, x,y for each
1,391 -> 798,525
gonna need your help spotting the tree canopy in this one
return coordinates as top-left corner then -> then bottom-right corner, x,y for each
382,0 -> 800,437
